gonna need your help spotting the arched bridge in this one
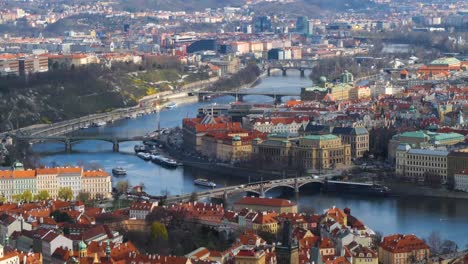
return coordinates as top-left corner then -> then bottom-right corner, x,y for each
165,175 -> 331,203
197,91 -> 300,104
264,59 -> 317,77
14,135 -> 149,152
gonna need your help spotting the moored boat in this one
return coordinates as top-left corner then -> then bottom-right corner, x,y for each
137,152 -> 151,161
194,178 -> 216,188
134,145 -> 146,153
151,155 -> 178,168
165,102 -> 177,109
112,167 -> 127,176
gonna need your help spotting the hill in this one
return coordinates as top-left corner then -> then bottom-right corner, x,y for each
114,0 -> 377,14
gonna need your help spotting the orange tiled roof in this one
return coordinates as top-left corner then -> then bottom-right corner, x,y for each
380,234 -> 430,253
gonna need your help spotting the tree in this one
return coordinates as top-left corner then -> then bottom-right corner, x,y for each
150,221 -> 168,241
76,191 -> 90,202
116,180 -> 129,194
371,231 -> 383,249
50,210 -> 73,223
34,190 -> 50,201
58,187 -> 74,201
441,240 -> 458,254
22,190 -> 33,202
189,192 -> 198,202
12,194 -> 22,202
426,231 -> 442,255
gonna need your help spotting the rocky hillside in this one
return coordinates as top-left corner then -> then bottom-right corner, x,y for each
0,58 -> 209,132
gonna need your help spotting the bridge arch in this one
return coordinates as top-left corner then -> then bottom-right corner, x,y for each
263,184 -> 296,194
298,180 -> 324,190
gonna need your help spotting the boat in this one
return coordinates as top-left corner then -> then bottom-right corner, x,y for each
112,167 -> 127,176
151,155 -> 178,168
137,152 -> 151,161
194,178 -> 216,188
91,121 -> 107,127
134,145 -> 146,153
165,102 -> 177,109
80,125 -> 89,130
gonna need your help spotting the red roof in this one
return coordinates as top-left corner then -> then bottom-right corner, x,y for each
235,197 -> 296,208
380,234 -> 430,253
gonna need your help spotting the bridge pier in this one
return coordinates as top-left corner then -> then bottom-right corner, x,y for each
300,69 -> 305,78
282,68 -> 287,76
294,175 -> 299,193
113,141 -> 119,152
65,139 -> 71,153
273,95 -> 282,105
267,68 -> 271,76
236,94 -> 244,102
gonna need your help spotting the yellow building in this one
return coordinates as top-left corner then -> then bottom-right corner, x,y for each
378,234 -> 430,264
252,211 -> 279,234
81,170 -> 113,199
349,86 -> 371,100
395,144 -> 448,183
201,131 -> 255,162
292,134 -> 352,170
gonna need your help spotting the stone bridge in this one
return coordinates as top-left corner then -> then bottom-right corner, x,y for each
165,175 -> 330,203
264,59 -> 317,77
197,91 -> 300,104
14,135 -> 149,152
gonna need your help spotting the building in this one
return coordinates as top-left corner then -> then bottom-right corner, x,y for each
454,170 -> 468,192
388,131 -> 464,163
344,242 -> 378,264
276,220 -> 299,264
417,57 -> 462,76
81,170 -> 112,199
244,116 -> 309,134
0,167 -> 112,202
395,144 -> 448,182
349,86 -> 371,100
0,214 -> 32,244
234,197 -> 297,213
129,202 -> 158,220
252,212 -> 279,234
378,234 -> 430,264
291,135 -> 352,171
183,116 -> 242,153
0,244 -> 20,264
447,150 -> 468,181
200,131 -> 264,162
252,134 -> 297,166
253,16 -> 272,33
235,246 -> 266,264
331,127 -> 369,159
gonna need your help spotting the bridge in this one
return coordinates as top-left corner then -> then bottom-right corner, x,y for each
14,135 -> 150,152
263,59 -> 317,77
197,91 -> 300,104
165,175 -> 334,203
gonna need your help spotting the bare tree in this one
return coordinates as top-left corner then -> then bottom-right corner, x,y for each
426,231 -> 443,255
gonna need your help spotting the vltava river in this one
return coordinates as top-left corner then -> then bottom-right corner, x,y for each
33,71 -> 468,246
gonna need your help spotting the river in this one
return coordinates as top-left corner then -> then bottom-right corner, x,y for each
32,70 -> 468,247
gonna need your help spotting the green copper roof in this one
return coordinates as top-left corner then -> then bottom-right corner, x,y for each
432,133 -> 464,142
303,134 -> 339,141
430,57 -> 460,66
399,131 -> 430,139
79,241 -> 87,250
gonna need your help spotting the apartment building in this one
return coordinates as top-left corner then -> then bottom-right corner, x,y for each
0,167 -> 112,201
378,234 -> 430,264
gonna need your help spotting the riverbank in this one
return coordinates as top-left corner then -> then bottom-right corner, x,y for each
386,181 -> 468,199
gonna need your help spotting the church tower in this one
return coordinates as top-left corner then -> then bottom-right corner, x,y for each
276,219 -> 299,264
